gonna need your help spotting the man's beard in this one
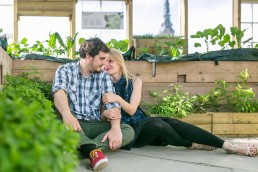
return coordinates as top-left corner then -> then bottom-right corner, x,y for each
93,67 -> 102,73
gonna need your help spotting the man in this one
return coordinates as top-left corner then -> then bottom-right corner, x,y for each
52,37 -> 134,171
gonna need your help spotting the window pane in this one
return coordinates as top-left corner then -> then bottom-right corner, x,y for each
0,0 -> 13,5
0,5 -> 13,43
242,23 -> 252,40
253,24 -> 258,42
253,4 -> 258,22
188,0 -> 232,53
76,0 -> 126,44
19,17 -> 70,45
241,4 -> 252,22
133,0 -> 180,36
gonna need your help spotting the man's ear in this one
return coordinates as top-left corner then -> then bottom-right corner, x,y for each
85,54 -> 90,59
85,54 -> 93,62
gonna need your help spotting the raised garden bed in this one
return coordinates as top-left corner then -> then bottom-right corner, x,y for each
1,47 -> 258,137
180,113 -> 258,137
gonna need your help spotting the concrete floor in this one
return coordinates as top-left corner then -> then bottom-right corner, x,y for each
76,138 -> 258,172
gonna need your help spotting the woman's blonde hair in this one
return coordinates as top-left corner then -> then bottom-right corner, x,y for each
109,48 -> 132,86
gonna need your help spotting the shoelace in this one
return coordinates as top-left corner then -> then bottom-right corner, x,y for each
90,148 -> 101,159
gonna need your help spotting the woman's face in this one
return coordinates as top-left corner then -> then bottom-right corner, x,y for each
104,56 -> 121,76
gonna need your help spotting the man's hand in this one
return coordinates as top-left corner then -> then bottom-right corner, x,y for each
101,126 -> 122,150
103,108 -> 121,120
54,90 -> 82,132
62,114 -> 82,132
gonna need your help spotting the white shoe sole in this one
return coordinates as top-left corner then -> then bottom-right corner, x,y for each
93,158 -> 108,171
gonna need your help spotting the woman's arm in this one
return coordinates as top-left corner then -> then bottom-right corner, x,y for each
103,77 -> 142,116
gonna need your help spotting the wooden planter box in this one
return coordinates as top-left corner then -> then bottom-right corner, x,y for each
1,47 -> 258,137
180,113 -> 258,137
0,47 -> 12,85
9,58 -> 258,105
132,38 -> 188,57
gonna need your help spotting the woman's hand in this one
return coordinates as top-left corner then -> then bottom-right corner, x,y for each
102,93 -> 119,104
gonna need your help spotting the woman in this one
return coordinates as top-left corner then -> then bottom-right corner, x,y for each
102,48 -> 258,156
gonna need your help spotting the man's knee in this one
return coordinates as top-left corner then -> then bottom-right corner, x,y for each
121,124 -> 135,145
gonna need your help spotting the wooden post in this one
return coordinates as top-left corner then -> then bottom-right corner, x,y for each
180,0 -> 188,54
14,0 -> 18,43
125,0 -> 133,49
232,0 -> 241,28
70,0 -> 76,59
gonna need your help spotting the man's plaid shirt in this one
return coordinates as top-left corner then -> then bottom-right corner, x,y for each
52,61 -> 120,121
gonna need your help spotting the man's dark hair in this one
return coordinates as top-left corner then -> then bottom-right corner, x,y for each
79,37 -> 110,59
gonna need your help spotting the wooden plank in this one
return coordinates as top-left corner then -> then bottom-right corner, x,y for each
12,60 -> 258,83
156,61 -> 258,83
18,11 -> 72,17
212,124 -> 258,135
12,60 -> 62,70
141,82 -> 258,105
127,61 -> 258,83
179,113 -> 212,125
12,70 -> 56,83
19,0 -> 74,1
195,125 -> 211,133
213,113 -> 258,124
18,2 -> 73,11
12,60 -> 258,104
126,61 -> 178,83
142,82 -> 216,95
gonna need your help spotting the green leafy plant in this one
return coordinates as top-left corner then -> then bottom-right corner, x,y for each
4,72 -> 52,101
230,69 -> 258,112
191,24 -> 253,52
147,69 -> 258,117
165,37 -> 185,57
78,37 -> 86,45
0,74 -> 79,172
203,80 -> 232,112
7,32 -> 79,58
138,46 -> 150,55
135,36 -> 185,58
148,85 -> 197,118
190,27 -> 218,52
7,38 -> 30,58
229,27 -> 252,48
106,39 -> 129,52
47,32 -> 79,57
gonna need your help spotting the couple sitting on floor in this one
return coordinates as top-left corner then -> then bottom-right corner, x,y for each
52,37 -> 258,171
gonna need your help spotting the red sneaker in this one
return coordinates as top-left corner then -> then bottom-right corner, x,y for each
89,148 -> 108,171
